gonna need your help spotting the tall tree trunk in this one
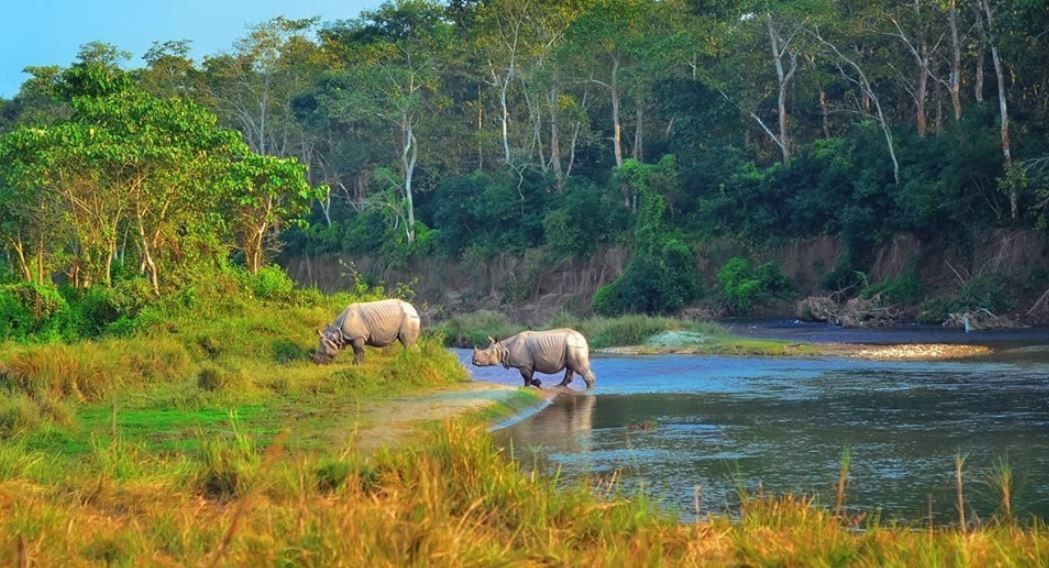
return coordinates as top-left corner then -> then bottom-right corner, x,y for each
136,210 -> 160,295
497,65 -> 512,164
548,85 -> 564,191
477,84 -> 484,170
974,3 -> 987,103
819,90 -> 831,138
566,82 -> 590,180
610,56 -> 623,168
980,0 -> 1014,217
817,33 -> 900,183
767,16 -> 796,164
37,235 -> 45,285
916,55 -> 928,137
632,99 -> 644,162
948,0 -> 963,121
403,118 -> 418,243
10,238 -> 32,282
934,80 -> 944,135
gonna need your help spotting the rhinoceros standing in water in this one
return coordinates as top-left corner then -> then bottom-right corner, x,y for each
472,329 -> 596,389
313,299 -> 421,364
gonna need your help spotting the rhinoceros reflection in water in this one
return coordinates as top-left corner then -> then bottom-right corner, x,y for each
313,299 -> 421,364
506,393 -> 596,455
471,329 -> 597,389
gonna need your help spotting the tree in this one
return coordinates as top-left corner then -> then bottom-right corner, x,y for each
0,53 -> 322,288
321,0 -> 451,244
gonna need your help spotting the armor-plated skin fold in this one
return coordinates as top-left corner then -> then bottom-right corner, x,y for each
313,299 -> 421,364
472,329 -> 596,389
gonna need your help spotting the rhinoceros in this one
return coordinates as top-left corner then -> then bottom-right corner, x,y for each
313,299 -> 421,364
472,329 -> 596,389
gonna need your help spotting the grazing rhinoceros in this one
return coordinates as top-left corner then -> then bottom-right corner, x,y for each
313,299 -> 421,364
472,329 -> 596,389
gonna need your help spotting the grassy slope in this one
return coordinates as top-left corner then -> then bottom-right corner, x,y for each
2,296 -> 1046,565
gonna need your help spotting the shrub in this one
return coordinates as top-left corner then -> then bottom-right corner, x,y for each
717,257 -> 794,314
593,159 -> 701,316
434,311 -> 523,347
0,283 -> 72,342
272,338 -> 307,363
197,365 -> 249,393
861,273 -> 923,306
66,287 -> 121,339
955,272 -> 1015,314
248,265 -> 296,301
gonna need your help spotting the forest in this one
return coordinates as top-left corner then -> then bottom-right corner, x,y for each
3,0 -> 1049,324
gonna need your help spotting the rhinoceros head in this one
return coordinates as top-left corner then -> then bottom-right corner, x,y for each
471,337 -> 501,366
313,328 -> 342,364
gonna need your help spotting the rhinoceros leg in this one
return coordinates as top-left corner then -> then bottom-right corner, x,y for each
580,367 -> 596,389
557,368 -> 574,388
350,338 -> 366,365
518,368 -> 541,388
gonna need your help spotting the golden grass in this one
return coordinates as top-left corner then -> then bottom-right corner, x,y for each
1,421 -> 1047,567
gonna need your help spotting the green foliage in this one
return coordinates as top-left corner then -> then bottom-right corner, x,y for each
434,310 -> 523,348
553,314 -> 725,350
594,157 -> 702,315
861,273 -> 923,306
0,283 -> 72,342
954,273 -> 1016,314
247,265 -> 296,301
717,257 -> 794,315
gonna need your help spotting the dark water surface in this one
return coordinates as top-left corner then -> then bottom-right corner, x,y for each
455,328 -> 1049,522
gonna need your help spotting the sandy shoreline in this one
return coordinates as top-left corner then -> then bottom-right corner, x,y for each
597,342 -> 992,360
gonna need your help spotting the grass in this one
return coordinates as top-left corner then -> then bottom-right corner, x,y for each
2,284 -> 1044,564
1,420 -> 1047,566
437,311 -> 810,356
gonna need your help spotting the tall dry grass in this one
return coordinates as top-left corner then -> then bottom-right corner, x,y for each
1,421 -> 1048,566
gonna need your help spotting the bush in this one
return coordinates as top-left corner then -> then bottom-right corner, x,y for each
861,273 -> 923,306
717,257 -> 794,315
249,265 -> 296,301
66,286 -> 121,339
954,272 -> 1016,314
593,158 -> 702,316
0,283 -> 72,342
434,311 -> 523,347
594,238 -> 702,316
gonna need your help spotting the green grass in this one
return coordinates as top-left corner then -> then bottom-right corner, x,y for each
437,311 -> 810,356
433,309 -> 525,348
2,285 -> 1035,565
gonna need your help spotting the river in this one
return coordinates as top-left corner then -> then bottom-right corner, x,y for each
456,322 -> 1049,523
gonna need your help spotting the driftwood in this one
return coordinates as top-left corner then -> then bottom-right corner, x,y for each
944,309 -> 1024,331
797,294 -> 903,327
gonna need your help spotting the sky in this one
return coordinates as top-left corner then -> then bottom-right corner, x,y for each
0,0 -> 384,98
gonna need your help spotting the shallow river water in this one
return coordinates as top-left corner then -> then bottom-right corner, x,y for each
456,323 -> 1049,522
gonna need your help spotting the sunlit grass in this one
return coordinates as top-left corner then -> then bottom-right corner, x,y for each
1,421 -> 1047,566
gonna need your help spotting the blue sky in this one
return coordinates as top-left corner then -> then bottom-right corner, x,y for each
1,0 -> 383,98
